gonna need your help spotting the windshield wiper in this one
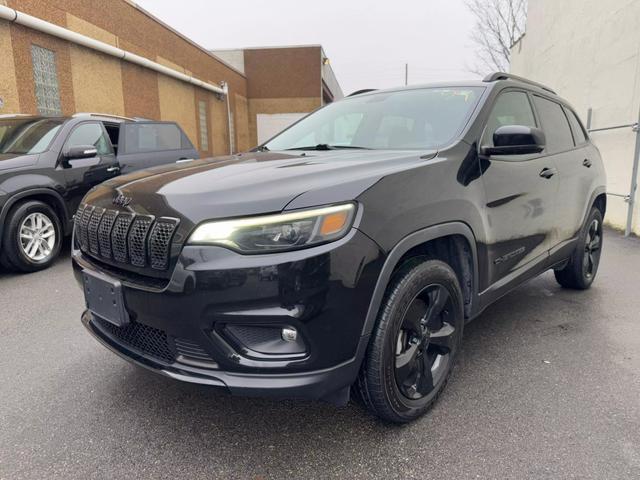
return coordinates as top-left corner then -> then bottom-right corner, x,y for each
284,144 -> 371,151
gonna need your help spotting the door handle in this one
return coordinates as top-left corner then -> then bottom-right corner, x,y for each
539,167 -> 557,179
106,166 -> 120,173
583,158 -> 592,168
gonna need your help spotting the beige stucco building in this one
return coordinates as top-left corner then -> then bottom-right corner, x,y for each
510,0 -> 640,234
0,0 -> 342,157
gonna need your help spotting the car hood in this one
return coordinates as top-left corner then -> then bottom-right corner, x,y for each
0,153 -> 39,172
83,149 -> 436,229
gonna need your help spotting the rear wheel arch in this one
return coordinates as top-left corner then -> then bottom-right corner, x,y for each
362,222 -> 479,338
0,189 -> 70,238
593,192 -> 606,216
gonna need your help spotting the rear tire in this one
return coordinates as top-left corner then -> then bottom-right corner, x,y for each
356,258 -> 464,423
0,200 -> 62,273
554,207 -> 603,289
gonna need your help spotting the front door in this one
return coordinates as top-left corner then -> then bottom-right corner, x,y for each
60,122 -> 119,214
479,90 -> 559,289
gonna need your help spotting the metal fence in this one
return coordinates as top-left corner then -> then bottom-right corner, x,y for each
586,107 -> 640,236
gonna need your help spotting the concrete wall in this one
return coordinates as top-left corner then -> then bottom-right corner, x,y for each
510,0 -> 640,234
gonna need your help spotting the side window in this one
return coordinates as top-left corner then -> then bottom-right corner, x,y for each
122,123 -> 187,154
564,108 -> 588,145
482,91 -> 536,146
532,96 -> 574,153
66,123 -> 112,155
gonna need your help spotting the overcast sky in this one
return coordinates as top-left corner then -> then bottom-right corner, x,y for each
135,0 -> 481,95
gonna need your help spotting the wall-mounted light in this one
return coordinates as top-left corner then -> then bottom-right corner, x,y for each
322,57 -> 330,65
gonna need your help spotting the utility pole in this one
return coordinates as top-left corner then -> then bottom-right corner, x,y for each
405,63 -> 408,86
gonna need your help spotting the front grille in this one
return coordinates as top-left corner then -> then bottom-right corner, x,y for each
93,316 -> 174,364
74,204 -> 179,273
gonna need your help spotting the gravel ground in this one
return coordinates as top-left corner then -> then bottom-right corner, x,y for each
1,229 -> 639,479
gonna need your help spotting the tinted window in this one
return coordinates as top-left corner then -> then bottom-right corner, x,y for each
532,96 -> 574,153
0,118 -> 63,154
565,108 -> 588,145
264,87 -> 485,151
482,91 -> 536,146
122,123 -> 191,154
67,123 -> 112,155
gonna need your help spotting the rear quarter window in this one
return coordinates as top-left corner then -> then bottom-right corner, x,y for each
564,108 -> 588,145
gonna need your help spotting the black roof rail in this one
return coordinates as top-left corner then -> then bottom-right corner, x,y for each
348,89 -> 378,97
482,72 -> 556,95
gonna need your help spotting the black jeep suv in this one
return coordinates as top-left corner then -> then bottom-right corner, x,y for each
72,73 -> 606,423
0,114 -> 197,272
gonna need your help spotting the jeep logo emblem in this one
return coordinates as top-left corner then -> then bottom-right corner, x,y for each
112,194 -> 132,207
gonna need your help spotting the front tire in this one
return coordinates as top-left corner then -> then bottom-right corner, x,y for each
356,258 -> 464,423
0,200 -> 62,273
554,207 -> 603,290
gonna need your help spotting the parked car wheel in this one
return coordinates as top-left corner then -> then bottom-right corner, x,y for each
356,258 -> 464,423
0,200 -> 62,273
554,207 -> 603,290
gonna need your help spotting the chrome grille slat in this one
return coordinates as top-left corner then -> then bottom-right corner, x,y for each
111,214 -> 134,263
149,219 -> 178,270
79,205 -> 94,251
76,204 -> 178,273
87,207 -> 104,256
98,210 -> 118,259
128,216 -> 154,267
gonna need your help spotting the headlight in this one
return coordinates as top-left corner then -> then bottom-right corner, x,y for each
188,203 -> 356,253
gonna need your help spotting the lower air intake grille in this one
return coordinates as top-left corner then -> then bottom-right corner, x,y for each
174,338 -> 215,362
93,317 -> 174,364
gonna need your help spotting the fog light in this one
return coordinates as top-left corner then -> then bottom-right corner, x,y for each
281,327 -> 298,342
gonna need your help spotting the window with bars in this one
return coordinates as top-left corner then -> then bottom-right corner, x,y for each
198,100 -> 209,151
31,45 -> 62,116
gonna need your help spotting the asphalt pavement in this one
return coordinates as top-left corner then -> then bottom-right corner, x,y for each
1,229 -> 639,479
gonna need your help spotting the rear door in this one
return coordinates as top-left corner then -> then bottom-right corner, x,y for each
479,89 -> 559,287
537,101 -> 594,244
60,121 -> 119,213
116,121 -> 199,175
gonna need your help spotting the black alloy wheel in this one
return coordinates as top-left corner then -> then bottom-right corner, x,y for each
356,258 -> 464,423
554,207 -> 604,290
394,284 -> 456,400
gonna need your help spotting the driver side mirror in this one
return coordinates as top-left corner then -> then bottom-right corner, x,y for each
63,145 -> 98,161
480,125 -> 545,156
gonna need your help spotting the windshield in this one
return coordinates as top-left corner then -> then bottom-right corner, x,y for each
0,118 -> 64,155
264,87 -> 484,151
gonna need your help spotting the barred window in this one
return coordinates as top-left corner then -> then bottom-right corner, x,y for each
198,100 -> 209,151
31,45 -> 62,115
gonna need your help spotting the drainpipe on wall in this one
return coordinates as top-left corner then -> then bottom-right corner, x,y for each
222,82 -> 233,154
0,4 -> 227,96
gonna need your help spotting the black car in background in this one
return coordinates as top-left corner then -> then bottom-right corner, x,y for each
0,114 -> 198,272
73,73 -> 606,423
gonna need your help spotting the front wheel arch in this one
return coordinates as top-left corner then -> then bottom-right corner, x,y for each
361,222 -> 478,339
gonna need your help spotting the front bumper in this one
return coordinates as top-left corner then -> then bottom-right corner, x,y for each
73,228 -> 384,401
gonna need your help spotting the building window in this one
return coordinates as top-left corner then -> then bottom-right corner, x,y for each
31,45 -> 62,115
198,100 -> 209,151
